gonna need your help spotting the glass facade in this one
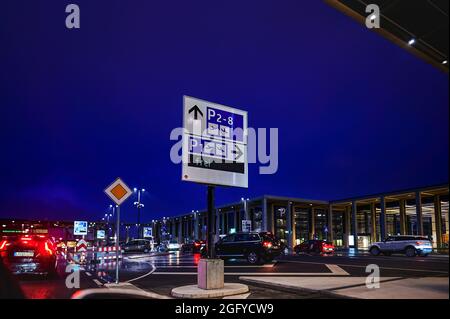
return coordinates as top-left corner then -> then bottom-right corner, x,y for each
314,209 -> 327,240
274,206 -> 287,244
251,207 -> 263,232
294,207 -> 309,245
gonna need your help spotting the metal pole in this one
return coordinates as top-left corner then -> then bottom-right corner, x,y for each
137,190 -> 141,238
207,186 -> 215,259
115,205 -> 120,284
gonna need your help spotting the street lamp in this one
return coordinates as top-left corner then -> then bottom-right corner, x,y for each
134,188 -> 146,238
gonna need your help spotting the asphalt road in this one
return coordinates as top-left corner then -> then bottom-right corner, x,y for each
11,250 -> 449,299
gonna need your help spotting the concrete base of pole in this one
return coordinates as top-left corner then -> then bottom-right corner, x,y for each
198,258 -> 224,290
171,283 -> 249,299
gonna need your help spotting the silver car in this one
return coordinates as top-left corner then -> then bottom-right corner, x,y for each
369,235 -> 433,257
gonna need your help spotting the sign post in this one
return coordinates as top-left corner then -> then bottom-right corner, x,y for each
182,96 -> 248,290
104,177 -> 133,284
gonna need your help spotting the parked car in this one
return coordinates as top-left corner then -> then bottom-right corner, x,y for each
294,240 -> 335,254
209,232 -> 282,264
369,235 -> 433,257
0,234 -> 57,276
121,239 -> 152,253
167,240 -> 181,251
181,240 -> 205,253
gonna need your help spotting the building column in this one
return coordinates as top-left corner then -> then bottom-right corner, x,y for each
351,201 -> 358,249
328,204 -> 334,242
380,196 -> 386,240
261,197 -> 267,232
292,206 -> 297,245
309,207 -> 315,240
234,210 -> 238,232
194,214 -> 199,240
343,206 -> 351,248
270,204 -> 275,233
286,202 -> 293,250
399,199 -> 407,235
416,191 -> 423,236
178,220 -> 182,243
370,203 -> 377,243
434,195 -> 443,248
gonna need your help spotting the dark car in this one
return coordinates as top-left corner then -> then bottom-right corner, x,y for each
182,240 -> 205,253
0,234 -> 58,275
212,232 -> 282,264
121,239 -> 152,253
294,240 -> 335,254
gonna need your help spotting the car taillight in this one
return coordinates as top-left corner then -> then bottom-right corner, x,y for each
45,242 -> 54,255
38,241 -> 54,256
194,242 -> 200,247
263,241 -> 272,248
0,240 -> 8,250
416,241 -> 424,245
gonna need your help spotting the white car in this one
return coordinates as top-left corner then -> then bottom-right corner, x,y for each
167,240 -> 181,251
369,235 -> 433,257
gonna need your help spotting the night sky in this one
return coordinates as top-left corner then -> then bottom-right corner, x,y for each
0,1 -> 448,223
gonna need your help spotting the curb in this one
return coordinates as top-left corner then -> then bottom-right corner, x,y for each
238,277 -> 353,299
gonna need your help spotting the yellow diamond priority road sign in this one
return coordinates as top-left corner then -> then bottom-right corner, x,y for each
104,177 -> 133,206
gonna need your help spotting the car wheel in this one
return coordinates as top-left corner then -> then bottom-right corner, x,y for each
246,252 -> 260,264
405,246 -> 416,257
370,247 -> 380,256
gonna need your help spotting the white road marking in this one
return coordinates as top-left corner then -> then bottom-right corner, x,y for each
85,272 -> 92,277
93,279 -> 103,286
326,264 -> 350,275
223,292 -> 251,299
126,264 -> 156,283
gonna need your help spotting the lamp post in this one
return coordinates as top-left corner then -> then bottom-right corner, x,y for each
133,188 -> 146,239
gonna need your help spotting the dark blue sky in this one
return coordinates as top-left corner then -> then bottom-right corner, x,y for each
0,1 -> 448,223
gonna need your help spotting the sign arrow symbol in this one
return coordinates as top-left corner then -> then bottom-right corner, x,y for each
232,145 -> 243,160
188,105 -> 203,120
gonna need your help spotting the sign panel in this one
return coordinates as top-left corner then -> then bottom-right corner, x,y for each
143,227 -> 153,238
74,221 -> 88,236
182,96 -> 248,188
242,220 -> 252,232
76,239 -> 87,252
96,230 -> 106,239
104,177 -> 133,206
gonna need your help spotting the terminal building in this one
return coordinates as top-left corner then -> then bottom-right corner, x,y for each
152,184 -> 449,250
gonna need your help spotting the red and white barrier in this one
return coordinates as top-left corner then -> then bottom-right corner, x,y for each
94,246 -> 122,263
96,246 -> 121,253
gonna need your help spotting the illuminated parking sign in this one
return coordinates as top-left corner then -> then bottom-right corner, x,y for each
74,221 -> 88,236
182,96 -> 248,188
96,230 -> 106,239
143,227 -> 153,238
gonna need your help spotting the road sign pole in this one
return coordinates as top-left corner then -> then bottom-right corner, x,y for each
207,185 -> 215,259
115,205 -> 120,284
